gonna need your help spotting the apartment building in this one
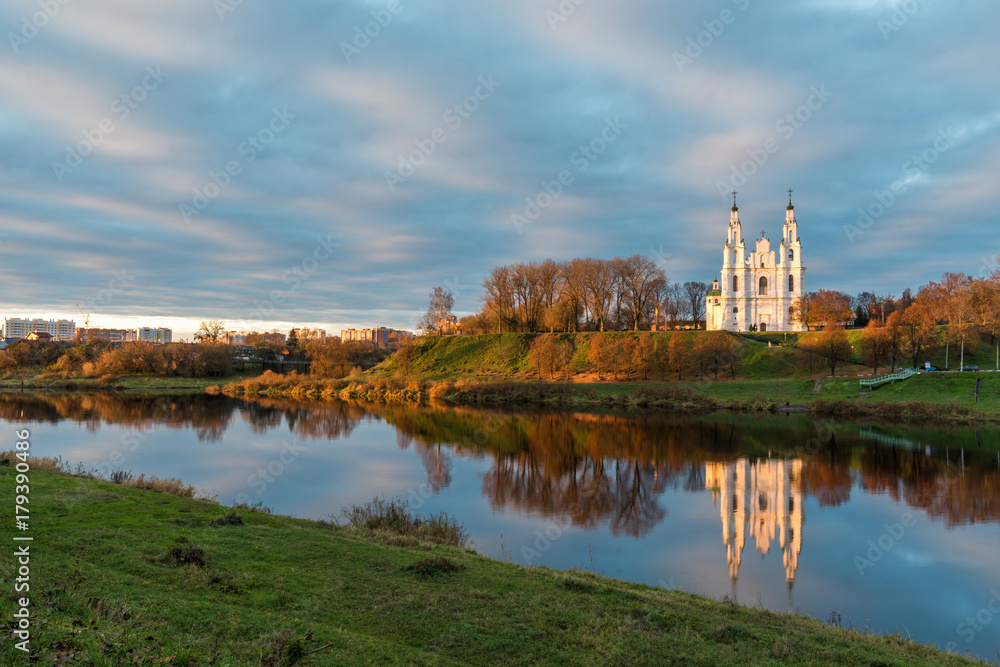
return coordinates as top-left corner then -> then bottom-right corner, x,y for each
3,318 -> 76,341
137,327 -> 172,344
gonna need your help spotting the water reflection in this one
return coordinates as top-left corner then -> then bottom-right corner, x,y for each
706,458 -> 803,582
3,394 -> 999,535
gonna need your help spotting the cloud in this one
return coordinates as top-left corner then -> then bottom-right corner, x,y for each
1,0 -> 998,338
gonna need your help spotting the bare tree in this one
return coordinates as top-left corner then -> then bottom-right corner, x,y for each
419,287 -> 454,336
195,320 -> 226,343
579,258 -> 614,331
482,266 -> 516,333
683,281 -> 709,329
661,283 -> 684,330
618,254 -> 668,331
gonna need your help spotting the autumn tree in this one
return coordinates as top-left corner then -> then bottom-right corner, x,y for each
884,311 -> 904,371
419,287 -> 455,336
793,290 -> 853,330
529,334 -> 559,380
458,313 -> 490,335
394,341 -> 420,380
588,334 -> 614,379
693,331 -> 735,380
667,331 -> 690,379
195,320 -> 225,343
970,274 -> 1000,343
859,322 -> 890,375
812,326 -> 852,376
633,333 -> 657,380
898,301 -> 937,367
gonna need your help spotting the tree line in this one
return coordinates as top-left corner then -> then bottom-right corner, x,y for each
526,331 -> 742,381
794,268 -> 1000,375
453,255 -> 711,334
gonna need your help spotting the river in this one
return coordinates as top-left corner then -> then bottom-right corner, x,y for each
3,393 -> 999,662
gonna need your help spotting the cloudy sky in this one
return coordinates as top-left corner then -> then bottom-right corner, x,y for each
2,0 -> 998,340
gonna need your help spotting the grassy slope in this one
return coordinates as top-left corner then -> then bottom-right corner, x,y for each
374,332 -> 1000,419
1,466 -> 985,666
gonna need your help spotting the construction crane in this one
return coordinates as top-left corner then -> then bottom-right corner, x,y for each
76,304 -> 90,343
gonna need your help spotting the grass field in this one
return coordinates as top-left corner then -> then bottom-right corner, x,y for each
0,374 -> 242,394
0,461 -> 986,666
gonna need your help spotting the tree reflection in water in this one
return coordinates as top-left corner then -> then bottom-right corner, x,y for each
3,394 -> 998,534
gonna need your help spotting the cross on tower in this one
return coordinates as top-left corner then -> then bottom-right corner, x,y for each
788,187 -> 793,206
732,190 -> 737,207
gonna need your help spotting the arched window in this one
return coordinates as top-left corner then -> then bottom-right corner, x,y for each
732,307 -> 738,313
788,275 -> 795,292
732,275 -> 739,292
759,276 -> 768,295
789,249 -> 794,261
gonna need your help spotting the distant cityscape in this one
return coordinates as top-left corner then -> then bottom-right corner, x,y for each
1,317 -> 412,348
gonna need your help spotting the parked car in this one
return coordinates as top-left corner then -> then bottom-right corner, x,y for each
960,365 -> 979,372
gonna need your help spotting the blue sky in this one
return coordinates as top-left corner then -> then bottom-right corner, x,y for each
2,0 -> 998,340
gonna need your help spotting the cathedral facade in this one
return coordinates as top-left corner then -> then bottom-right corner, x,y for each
706,196 -> 806,332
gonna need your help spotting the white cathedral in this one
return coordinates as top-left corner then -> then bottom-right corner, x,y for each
706,193 -> 806,332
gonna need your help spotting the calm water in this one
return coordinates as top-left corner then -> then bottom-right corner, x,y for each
5,393 -> 1000,662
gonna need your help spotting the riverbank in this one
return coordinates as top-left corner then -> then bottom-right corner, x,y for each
2,367 -> 992,424
0,374 -> 227,395
217,370 -> 988,424
0,458 -> 985,666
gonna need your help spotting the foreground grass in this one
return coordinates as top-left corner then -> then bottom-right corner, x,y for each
0,465 -> 987,666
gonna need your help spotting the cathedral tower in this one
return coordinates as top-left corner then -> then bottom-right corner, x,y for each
706,192 -> 806,332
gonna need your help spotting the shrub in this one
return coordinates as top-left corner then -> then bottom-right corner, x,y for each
159,544 -> 207,568
404,556 -> 465,577
211,512 -> 245,526
336,497 -> 469,548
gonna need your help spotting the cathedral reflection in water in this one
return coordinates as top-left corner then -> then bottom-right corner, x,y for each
705,458 -> 803,583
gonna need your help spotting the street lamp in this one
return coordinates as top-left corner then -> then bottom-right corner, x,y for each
960,334 -> 965,372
